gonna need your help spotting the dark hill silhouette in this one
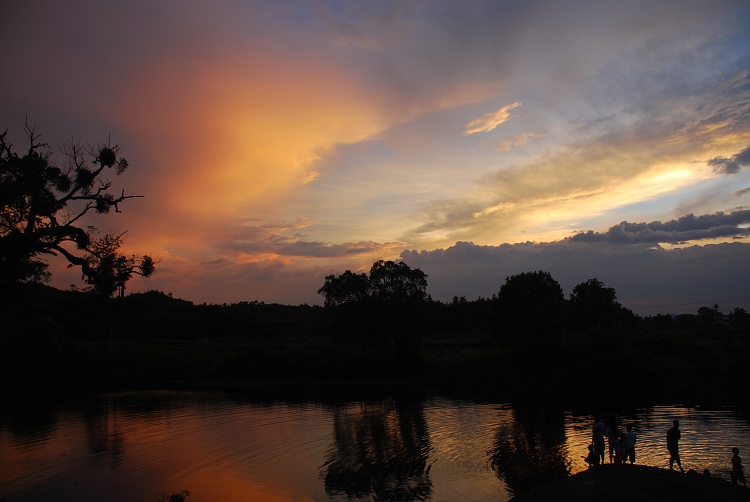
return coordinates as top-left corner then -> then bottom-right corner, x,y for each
510,464 -> 749,502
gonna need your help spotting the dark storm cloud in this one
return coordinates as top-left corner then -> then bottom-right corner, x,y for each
570,210 -> 750,244
400,209 -> 750,315
400,238 -> 750,316
707,145 -> 750,174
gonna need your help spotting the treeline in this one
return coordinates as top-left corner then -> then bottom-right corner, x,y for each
2,283 -> 328,341
3,278 -> 747,344
2,271 -> 749,405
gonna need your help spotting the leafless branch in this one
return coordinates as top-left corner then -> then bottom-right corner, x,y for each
23,116 -> 49,154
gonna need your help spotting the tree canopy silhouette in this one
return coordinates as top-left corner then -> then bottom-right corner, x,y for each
496,270 -> 564,347
568,278 -> 621,330
0,121 -> 154,295
319,260 -> 428,365
697,304 -> 721,327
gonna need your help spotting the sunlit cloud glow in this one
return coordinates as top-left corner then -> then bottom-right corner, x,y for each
463,102 -> 522,135
3,0 -> 750,312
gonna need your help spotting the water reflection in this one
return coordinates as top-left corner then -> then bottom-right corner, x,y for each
565,406 -> 750,478
2,392 -> 750,502
323,397 -> 433,501
4,401 -> 59,446
84,396 -> 125,467
488,405 -> 570,494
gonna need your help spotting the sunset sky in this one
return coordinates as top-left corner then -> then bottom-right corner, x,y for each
3,0 -> 750,315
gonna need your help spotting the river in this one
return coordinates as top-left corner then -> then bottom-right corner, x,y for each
1,390 -> 748,501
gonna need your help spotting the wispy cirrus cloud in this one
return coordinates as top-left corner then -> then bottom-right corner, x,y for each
402,63 -> 750,250
463,102 -> 521,135
215,218 -> 404,259
298,171 -> 320,185
495,131 -> 541,151
225,235 -> 404,259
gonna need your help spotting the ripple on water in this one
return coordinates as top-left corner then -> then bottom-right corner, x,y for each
565,406 -> 750,481
2,393 -> 750,502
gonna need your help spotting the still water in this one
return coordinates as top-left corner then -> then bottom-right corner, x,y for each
1,391 -> 749,502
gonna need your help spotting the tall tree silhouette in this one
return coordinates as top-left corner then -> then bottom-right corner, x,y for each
0,121 -> 154,294
495,270 -> 564,348
319,260 -> 428,366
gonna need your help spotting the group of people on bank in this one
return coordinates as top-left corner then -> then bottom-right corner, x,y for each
585,417 -> 636,466
583,417 -> 747,487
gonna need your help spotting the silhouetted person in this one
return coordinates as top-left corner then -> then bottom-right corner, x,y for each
731,447 -> 747,487
592,417 -> 606,465
614,432 -> 628,464
624,424 -> 636,464
606,420 -> 619,463
667,419 -> 684,472
583,444 -> 600,468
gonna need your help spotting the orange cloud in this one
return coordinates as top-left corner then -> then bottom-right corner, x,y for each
115,51 -> 391,223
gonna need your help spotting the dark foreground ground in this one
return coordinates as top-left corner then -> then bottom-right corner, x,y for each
2,284 -> 749,406
510,464 -> 749,502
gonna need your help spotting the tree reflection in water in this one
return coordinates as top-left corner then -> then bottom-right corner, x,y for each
322,397 -> 433,501
488,405 -> 570,495
84,396 -> 125,468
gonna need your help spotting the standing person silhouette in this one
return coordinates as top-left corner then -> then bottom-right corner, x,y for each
606,420 -> 619,463
667,419 -> 684,472
592,417 -> 606,465
624,424 -> 637,464
731,447 -> 747,487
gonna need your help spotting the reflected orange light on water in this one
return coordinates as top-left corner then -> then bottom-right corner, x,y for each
164,469 -> 316,502
3,394 -> 750,502
565,407 -> 750,478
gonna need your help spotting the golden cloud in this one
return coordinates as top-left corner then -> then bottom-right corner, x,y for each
463,102 -> 521,135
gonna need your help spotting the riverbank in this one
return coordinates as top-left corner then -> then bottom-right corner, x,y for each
3,333 -> 750,408
510,464 -> 749,502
